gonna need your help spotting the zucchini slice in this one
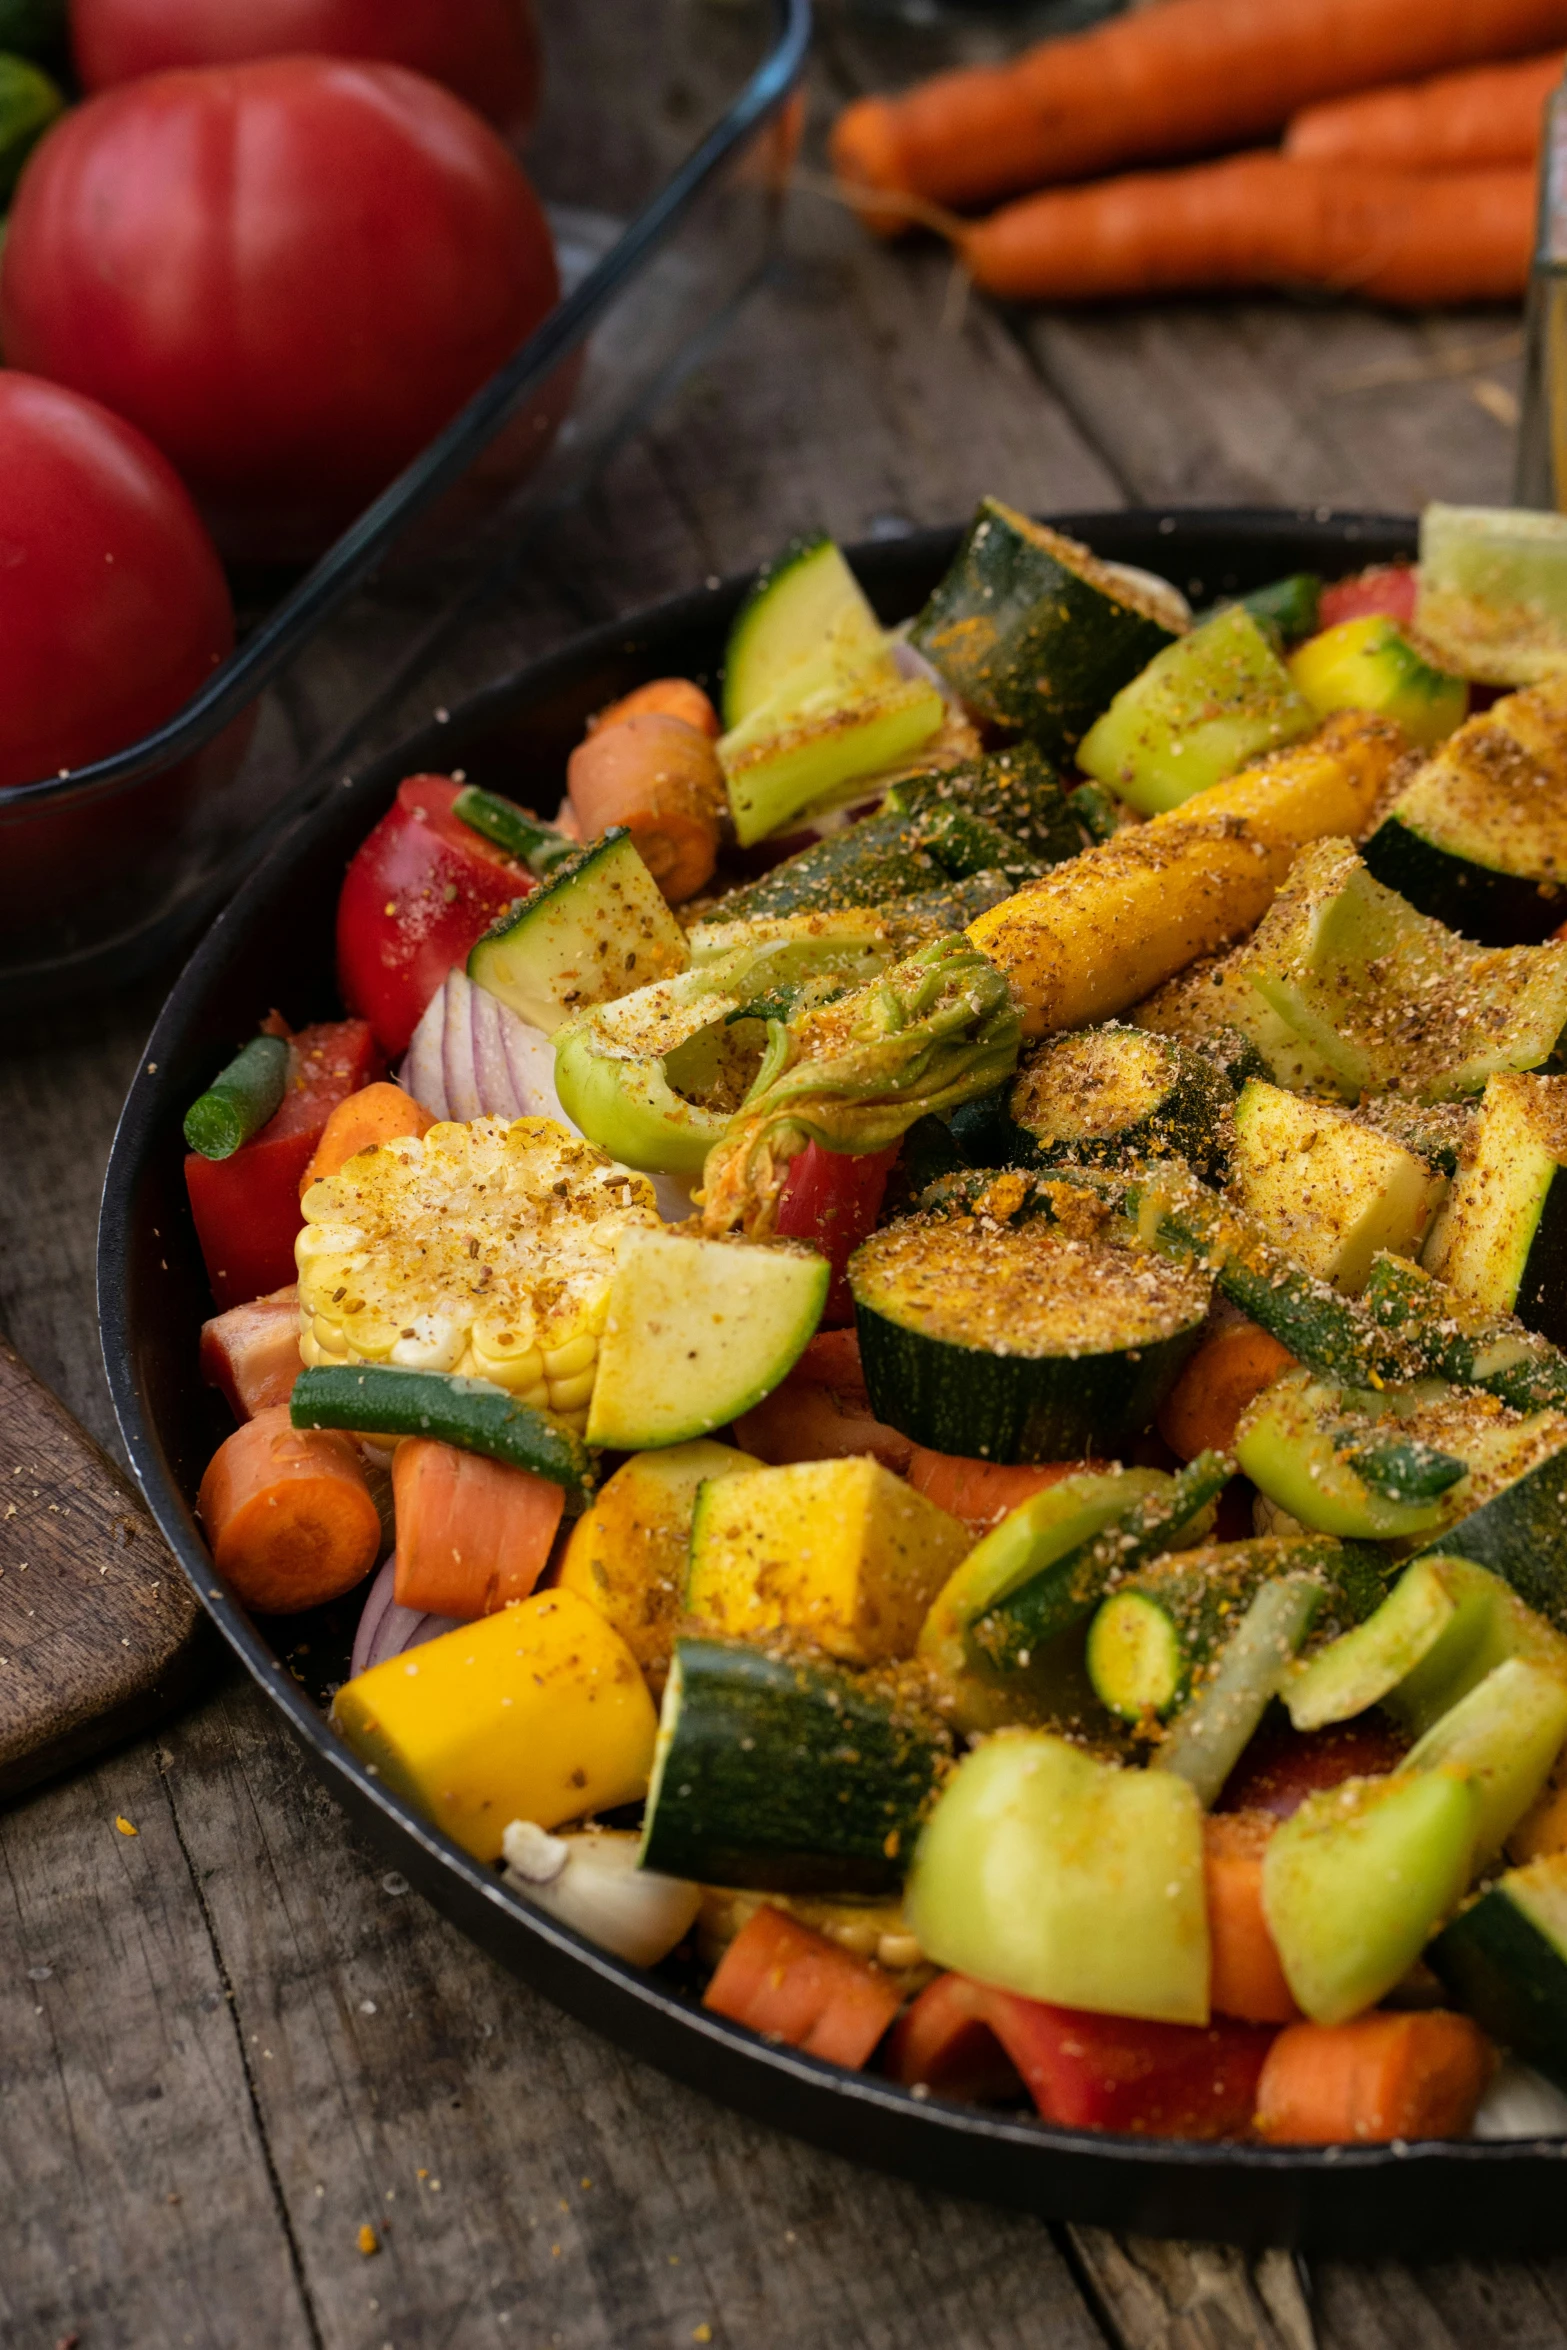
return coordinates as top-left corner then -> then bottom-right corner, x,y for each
1428,1851 -> 1567,2090
1078,601 -> 1315,817
722,534 -> 892,729
1360,678 -> 1567,945
1362,1250 -> 1567,1416
638,1637 -> 950,1894
1352,1096 -> 1474,1180
910,498 -> 1182,759
1008,1024 -> 1232,1184
291,1363 -> 594,1505
1289,616 -> 1466,747
719,673 -> 946,850
1133,942 -> 1349,1099
1425,1074 -> 1567,1346
1234,1372 -> 1472,1544
1231,1079 -> 1447,1293
1154,1572 -> 1326,1809
849,1205 -> 1211,1463
1238,836 -> 1567,1102
885,742 -> 1102,868
704,802 -> 1040,928
1415,1419 -> 1567,1632
1239,573 -> 1321,644
1415,503 -> 1567,687
586,1229 -> 827,1451
468,829 -> 689,1034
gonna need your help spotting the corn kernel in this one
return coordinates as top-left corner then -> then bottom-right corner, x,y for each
543,1333 -> 597,1382
546,1368 -> 595,1414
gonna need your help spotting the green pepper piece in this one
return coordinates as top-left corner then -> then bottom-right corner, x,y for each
182,1035 -> 289,1161
0,53 -> 62,202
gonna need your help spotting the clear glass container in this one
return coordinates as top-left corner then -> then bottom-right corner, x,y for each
0,0 -> 808,1008
1515,72 -> 1567,509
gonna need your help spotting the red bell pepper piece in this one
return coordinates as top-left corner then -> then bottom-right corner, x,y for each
185,1018 -> 380,1309
199,1282 -> 303,1419
887,1974 -> 1274,2139
1316,563 -> 1418,633
336,774 -> 533,1056
703,1905 -> 902,2070
774,1138 -> 899,1326
731,1326 -> 912,1472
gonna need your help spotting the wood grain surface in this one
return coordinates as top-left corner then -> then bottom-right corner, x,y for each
0,2 -> 1559,2342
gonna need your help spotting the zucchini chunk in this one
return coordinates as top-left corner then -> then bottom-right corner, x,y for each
1289,616 -> 1465,747
1238,573 -> 1321,644
292,1364 -> 595,1507
1154,1573 -> 1327,1810
703,802 -> 1041,928
1078,601 -> 1316,817
1425,1074 -> 1567,1347
638,1636 -> 950,1894
910,498 -> 1182,759
1237,836 -> 1567,1101
1085,1534 -> 1379,1725
1352,1096 -> 1474,1179
850,1204 -> 1211,1463
1362,1251 -> 1567,1415
886,742 -> 1103,868
1008,1024 -> 1232,1184
468,829 -> 689,1033
1132,943 -> 1346,1097
719,673 -> 946,849
722,533 -> 892,729
1360,677 -> 1567,944
1263,1769 -> 1482,2024
1428,1851 -> 1567,2090
1230,1079 -> 1447,1292
1415,1417 -> 1567,1632
1234,1371 -> 1471,1543
906,1730 -> 1210,2024
684,1455 -> 971,1666
586,1229 -> 828,1450
1415,503 -> 1567,687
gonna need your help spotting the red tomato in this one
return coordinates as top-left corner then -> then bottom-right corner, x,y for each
0,372 -> 232,792
1,60 -> 560,559
775,1139 -> 900,1325
337,776 -> 533,1058
73,0 -> 542,138
1215,1716 -> 1409,1819
186,1019 -> 381,1310
1317,564 -> 1419,632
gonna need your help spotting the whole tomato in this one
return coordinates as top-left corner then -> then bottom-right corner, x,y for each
1,59 -> 560,559
72,0 -> 541,139
0,370 -> 232,791
337,775 -> 533,1057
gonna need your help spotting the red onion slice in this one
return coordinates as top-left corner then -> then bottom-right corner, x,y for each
349,1558 -> 462,1679
442,967 -> 483,1121
401,984 -> 450,1118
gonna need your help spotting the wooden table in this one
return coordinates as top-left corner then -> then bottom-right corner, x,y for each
1,7 -> 1562,2343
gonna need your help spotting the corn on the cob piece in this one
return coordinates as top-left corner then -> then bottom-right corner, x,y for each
296,1116 -> 659,1430
967,712 -> 1402,1036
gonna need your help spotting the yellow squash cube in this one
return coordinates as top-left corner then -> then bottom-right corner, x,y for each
332,1588 -> 657,1862
685,1455 -> 971,1664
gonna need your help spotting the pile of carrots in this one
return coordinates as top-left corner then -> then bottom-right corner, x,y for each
831,0 -> 1567,306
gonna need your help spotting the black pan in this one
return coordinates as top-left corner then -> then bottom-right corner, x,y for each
98,509 -> 1567,2255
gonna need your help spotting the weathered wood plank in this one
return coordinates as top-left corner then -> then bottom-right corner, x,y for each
1069,2231 -> 1316,2350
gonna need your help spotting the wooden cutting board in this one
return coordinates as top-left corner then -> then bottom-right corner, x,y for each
0,1333 -> 208,1797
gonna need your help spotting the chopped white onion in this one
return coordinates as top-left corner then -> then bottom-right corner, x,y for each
501,1822 -> 701,1966
348,1558 -> 462,1680
401,983 -> 449,1118
1472,2059 -> 1567,2139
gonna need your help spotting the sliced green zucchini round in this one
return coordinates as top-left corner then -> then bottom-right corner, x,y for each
468,828 -> 688,1034
638,1637 -> 949,1893
722,534 -> 890,729
1008,1024 -> 1232,1183
909,498 -> 1181,760
849,1209 -> 1210,1463
1233,1370 -> 1462,1543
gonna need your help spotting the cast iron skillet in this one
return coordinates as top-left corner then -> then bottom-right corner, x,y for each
99,510 -> 1567,2255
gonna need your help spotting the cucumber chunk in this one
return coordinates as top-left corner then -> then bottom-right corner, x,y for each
586,1228 -> 827,1450
722,534 -> 891,729
1078,602 -> 1316,816
1428,1851 -> 1567,2090
468,829 -> 689,1034
639,1636 -> 950,1894
906,1730 -> 1211,2023
1262,1769 -> 1482,2024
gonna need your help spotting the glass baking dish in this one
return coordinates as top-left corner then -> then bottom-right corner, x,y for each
0,0 -> 808,1010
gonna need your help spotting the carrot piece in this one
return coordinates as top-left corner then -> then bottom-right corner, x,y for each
1204,1812 -> 1301,2026
591,677 -> 720,739
960,155 -> 1536,309
906,1448 -> 1095,1534
1286,50 -> 1563,172
300,1082 -> 434,1197
1158,1319 -> 1298,1463
703,1904 -> 903,2069
197,1403 -> 381,1613
1255,2010 -> 1494,2144
390,1436 -> 564,1619
566,711 -> 724,903
829,0 -> 1567,223
732,1329 -> 912,1472
200,1282 -> 303,1419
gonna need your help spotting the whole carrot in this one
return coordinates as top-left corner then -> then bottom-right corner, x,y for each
1286,49 -> 1563,171
831,0 -> 1567,226
961,154 -> 1534,307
